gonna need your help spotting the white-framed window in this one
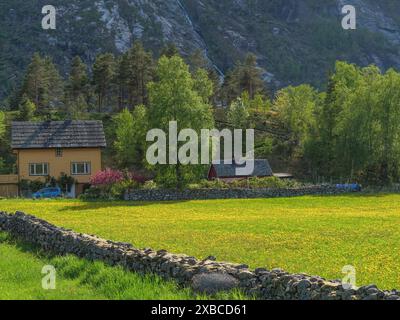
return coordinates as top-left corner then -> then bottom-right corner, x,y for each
71,162 -> 91,175
29,163 -> 49,176
55,148 -> 63,157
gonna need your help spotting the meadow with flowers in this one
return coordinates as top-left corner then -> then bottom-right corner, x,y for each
1,193 -> 400,290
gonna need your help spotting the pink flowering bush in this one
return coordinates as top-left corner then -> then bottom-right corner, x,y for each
90,169 -> 124,186
82,169 -> 148,200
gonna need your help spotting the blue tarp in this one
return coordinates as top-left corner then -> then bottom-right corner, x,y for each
336,184 -> 362,192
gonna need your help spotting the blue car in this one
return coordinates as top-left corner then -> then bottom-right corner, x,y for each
33,187 -> 62,199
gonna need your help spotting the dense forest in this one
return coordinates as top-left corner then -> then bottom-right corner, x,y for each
1,41 -> 400,187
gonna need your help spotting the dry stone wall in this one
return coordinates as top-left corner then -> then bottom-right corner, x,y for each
0,211 -> 398,300
125,185 -> 349,201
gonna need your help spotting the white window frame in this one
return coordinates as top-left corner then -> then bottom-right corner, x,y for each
55,148 -> 63,157
29,163 -> 49,176
71,162 -> 91,176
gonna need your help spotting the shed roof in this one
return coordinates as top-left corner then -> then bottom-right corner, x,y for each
11,121 -> 106,149
211,159 -> 273,178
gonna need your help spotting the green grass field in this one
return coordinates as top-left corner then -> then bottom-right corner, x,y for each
1,194 -> 400,290
0,232 -> 245,300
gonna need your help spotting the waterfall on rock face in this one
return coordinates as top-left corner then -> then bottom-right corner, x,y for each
2,0 -> 400,98
176,0 -> 225,78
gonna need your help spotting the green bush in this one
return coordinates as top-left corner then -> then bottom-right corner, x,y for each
192,177 -> 301,190
19,179 -> 46,193
142,180 -> 158,190
110,180 -> 140,199
249,177 -> 301,189
57,174 -> 76,193
79,186 -> 107,201
198,179 -> 229,189
80,178 -> 143,200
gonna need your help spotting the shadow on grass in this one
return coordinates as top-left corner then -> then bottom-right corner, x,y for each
0,232 -> 251,300
51,192 -> 398,212
312,192 -> 397,198
18,192 -> 397,215
0,232 -> 50,260
57,200 -> 191,212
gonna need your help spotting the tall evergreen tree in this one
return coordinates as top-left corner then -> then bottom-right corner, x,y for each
189,49 -> 209,73
93,53 -> 116,112
116,43 -> 154,110
42,57 -> 64,116
240,53 -> 265,99
66,56 -> 89,101
159,43 -> 180,58
116,53 -> 131,110
20,53 -> 45,109
18,94 -> 36,121
222,53 -> 266,104
207,68 -> 222,105
19,53 -> 63,118
64,56 -> 90,118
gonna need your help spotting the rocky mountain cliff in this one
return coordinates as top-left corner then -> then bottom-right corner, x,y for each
1,0 -> 400,100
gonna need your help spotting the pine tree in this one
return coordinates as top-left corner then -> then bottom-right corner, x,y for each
116,53 -> 131,110
66,56 -> 89,101
189,49 -> 209,73
116,42 -> 154,110
222,53 -> 267,104
240,53 -> 265,99
42,57 -> 64,116
65,95 -> 89,120
159,43 -> 180,58
222,70 -> 241,105
18,94 -> 36,121
20,53 -> 45,108
207,68 -> 222,105
93,53 -> 116,112
64,56 -> 90,118
128,42 -> 154,107
19,53 -> 64,118
119,42 -> 154,108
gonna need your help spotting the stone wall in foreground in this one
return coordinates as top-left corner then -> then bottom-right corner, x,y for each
0,211 -> 398,300
125,185 -> 348,201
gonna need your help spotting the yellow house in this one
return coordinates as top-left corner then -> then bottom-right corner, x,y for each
11,120 -> 106,197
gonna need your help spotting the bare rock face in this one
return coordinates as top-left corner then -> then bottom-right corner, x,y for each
191,273 -> 240,295
2,0 -> 400,98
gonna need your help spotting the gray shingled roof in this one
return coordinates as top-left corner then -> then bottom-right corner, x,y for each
11,121 -> 107,149
212,159 -> 273,177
